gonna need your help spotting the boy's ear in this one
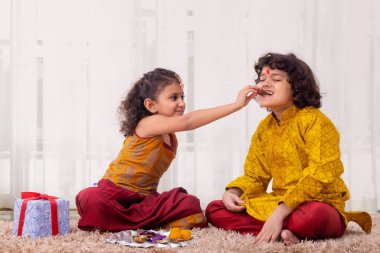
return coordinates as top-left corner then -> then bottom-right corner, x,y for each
144,98 -> 157,113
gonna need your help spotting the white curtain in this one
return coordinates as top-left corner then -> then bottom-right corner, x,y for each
0,0 -> 379,214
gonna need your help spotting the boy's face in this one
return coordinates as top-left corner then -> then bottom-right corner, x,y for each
256,66 -> 293,113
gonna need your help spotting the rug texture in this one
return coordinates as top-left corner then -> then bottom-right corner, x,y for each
0,213 -> 379,253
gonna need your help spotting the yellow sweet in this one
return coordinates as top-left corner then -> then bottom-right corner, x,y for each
168,227 -> 182,241
168,227 -> 192,242
180,229 -> 192,241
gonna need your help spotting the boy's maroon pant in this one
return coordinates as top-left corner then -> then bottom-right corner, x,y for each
205,200 -> 346,239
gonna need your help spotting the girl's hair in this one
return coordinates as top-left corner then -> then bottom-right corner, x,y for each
254,52 -> 321,109
119,68 -> 182,136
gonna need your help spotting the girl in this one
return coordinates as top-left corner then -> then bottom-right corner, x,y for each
76,68 -> 257,232
205,53 -> 372,245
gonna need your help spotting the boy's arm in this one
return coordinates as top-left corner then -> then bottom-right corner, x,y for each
226,128 -> 272,200
222,187 -> 245,212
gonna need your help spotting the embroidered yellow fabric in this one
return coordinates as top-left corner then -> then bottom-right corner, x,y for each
227,105 -> 371,233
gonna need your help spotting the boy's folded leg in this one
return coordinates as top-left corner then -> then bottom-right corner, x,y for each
205,200 -> 264,234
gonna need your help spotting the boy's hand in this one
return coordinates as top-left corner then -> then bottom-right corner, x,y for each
222,188 -> 246,212
254,203 -> 292,243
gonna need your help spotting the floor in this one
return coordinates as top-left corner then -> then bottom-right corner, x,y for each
0,210 -> 13,221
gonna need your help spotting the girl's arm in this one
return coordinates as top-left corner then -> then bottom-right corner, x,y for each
136,85 -> 257,137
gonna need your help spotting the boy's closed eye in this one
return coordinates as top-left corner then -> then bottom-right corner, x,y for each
259,76 -> 283,83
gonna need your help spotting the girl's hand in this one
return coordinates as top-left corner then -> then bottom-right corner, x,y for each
234,85 -> 259,109
254,203 -> 292,243
222,188 -> 246,212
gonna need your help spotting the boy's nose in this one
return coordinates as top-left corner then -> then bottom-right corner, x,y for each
258,81 -> 271,89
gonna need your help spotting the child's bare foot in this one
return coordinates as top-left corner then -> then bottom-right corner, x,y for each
281,230 -> 299,245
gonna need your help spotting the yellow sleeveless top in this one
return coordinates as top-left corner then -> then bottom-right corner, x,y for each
102,133 -> 177,195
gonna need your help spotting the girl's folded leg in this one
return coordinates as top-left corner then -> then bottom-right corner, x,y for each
75,179 -> 145,231
143,187 -> 208,229
163,212 -> 208,229
77,180 -> 208,231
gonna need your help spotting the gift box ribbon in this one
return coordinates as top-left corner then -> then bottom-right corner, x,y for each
17,192 -> 59,236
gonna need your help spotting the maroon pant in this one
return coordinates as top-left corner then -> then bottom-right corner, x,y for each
205,200 -> 346,239
76,179 -> 206,231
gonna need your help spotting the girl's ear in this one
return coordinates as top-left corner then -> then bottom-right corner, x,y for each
144,98 -> 157,113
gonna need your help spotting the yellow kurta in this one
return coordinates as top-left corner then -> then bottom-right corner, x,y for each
227,105 -> 371,233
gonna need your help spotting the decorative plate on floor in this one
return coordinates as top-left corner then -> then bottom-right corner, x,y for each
106,229 -> 193,248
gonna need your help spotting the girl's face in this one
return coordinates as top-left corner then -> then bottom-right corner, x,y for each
154,82 -> 186,117
257,66 -> 293,117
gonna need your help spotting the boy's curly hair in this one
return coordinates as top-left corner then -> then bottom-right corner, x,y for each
254,53 -> 322,109
119,68 -> 182,136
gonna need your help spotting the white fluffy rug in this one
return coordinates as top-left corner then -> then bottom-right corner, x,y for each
0,213 -> 379,253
